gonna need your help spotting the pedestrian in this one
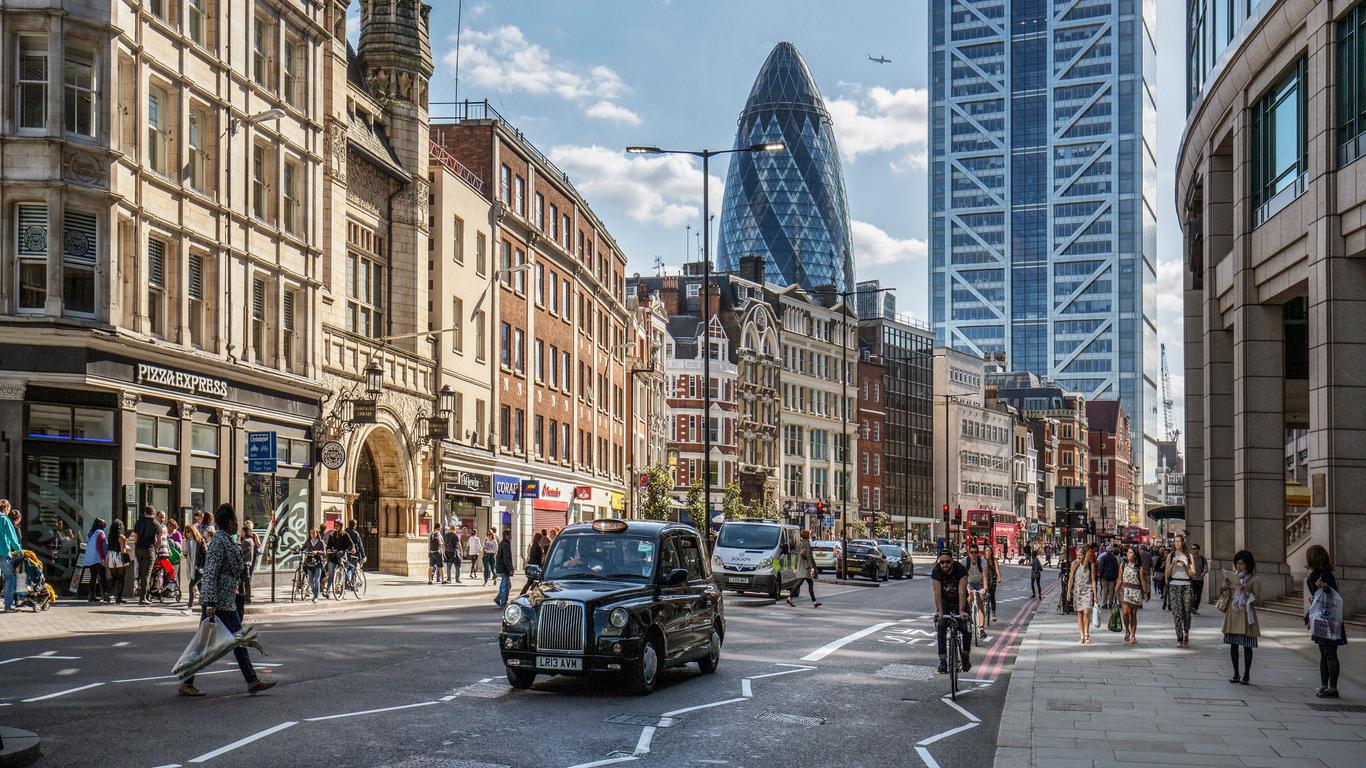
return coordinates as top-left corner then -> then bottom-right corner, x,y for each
239,518 -> 261,605
1069,544 -> 1097,643
1304,544 -> 1347,698
131,505 -> 160,604
1190,543 -> 1208,615
178,503 -> 276,698
443,524 -> 462,583
985,546 -> 1002,621
106,519 -> 129,604
427,525 -> 445,584
1095,544 -> 1118,609
1165,534 -> 1195,647
183,523 -> 207,608
519,532 -> 545,597
482,529 -> 497,585
0,499 -> 20,613
1119,546 -> 1149,644
465,528 -> 482,583
303,527 -> 326,602
494,528 -> 513,608
932,551 -> 972,674
1139,544 -> 1155,586
1219,549 -> 1261,685
345,519 -> 367,575
82,518 -> 109,603
786,530 -> 821,608
1029,550 -> 1043,598
1154,546 -> 1168,608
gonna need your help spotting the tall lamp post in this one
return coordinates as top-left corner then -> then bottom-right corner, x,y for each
624,142 -> 784,530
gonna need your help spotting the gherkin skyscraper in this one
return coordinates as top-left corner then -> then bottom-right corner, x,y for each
717,42 -> 854,294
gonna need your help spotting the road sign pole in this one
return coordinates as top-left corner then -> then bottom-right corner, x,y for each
270,471 -> 277,604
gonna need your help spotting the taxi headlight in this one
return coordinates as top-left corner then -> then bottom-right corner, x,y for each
503,603 -> 525,625
609,607 -> 630,628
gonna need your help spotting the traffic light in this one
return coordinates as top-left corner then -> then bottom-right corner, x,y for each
816,500 -> 825,514
942,503 -> 950,523
953,506 -> 962,525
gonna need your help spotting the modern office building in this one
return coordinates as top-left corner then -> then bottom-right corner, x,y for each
928,0 -> 1159,479
717,42 -> 854,294
1179,0 -> 1366,615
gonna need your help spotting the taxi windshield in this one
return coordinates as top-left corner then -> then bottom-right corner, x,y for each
542,534 -> 657,581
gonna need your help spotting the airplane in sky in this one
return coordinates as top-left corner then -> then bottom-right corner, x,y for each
868,54 -> 892,64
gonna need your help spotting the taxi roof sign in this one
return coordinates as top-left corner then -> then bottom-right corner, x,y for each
591,519 -> 629,533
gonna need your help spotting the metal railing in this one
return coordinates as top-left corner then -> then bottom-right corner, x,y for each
429,140 -> 485,195
433,100 -> 573,188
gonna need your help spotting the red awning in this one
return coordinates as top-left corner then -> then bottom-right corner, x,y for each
532,499 -> 569,512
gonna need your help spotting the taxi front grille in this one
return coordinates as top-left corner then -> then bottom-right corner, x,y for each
537,601 -> 585,654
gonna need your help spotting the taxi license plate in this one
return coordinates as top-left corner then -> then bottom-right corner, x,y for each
537,656 -> 582,671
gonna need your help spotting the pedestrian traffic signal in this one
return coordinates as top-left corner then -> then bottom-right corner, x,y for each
942,504 -> 950,523
953,506 -> 962,525
816,500 -> 825,513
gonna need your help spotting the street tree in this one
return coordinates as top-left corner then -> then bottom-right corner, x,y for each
637,463 -> 674,521
685,480 -> 706,530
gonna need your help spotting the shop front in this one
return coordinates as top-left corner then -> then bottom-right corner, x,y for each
523,479 -> 573,535
443,468 -> 491,534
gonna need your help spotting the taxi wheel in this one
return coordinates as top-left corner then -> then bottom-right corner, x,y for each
697,629 -> 721,674
506,666 -> 537,690
629,636 -> 662,695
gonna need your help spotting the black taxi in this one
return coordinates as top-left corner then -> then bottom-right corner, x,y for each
499,519 -> 723,694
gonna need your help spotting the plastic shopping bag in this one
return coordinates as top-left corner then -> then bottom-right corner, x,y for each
1108,604 -> 1123,632
172,617 -> 237,681
1309,587 -> 1344,642
1092,600 -> 1102,627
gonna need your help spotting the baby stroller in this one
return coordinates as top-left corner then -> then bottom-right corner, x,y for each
15,550 -> 55,612
146,546 -> 182,603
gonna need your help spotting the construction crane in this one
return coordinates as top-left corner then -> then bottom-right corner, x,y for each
1160,343 -> 1179,443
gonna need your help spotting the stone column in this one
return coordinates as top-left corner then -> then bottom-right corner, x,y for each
1232,304 -> 1287,599
1202,146 -> 1236,568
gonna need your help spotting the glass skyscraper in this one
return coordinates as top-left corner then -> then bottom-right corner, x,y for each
928,0 -> 1158,475
717,42 -> 854,294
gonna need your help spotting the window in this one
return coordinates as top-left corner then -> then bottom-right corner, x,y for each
17,35 -> 47,130
136,414 -> 179,450
345,229 -> 384,338
475,232 -> 486,274
148,86 -> 169,174
147,238 -> 167,337
514,176 -> 525,215
562,214 -> 572,249
534,262 -> 545,305
550,272 -> 560,314
62,209 -> 97,316
499,240 -> 512,286
534,192 -> 545,229
282,288 -> 300,371
191,423 -> 217,454
500,406 -> 511,449
251,277 -> 267,364
252,144 -> 274,221
785,464 -> 803,498
63,47 -> 96,137
513,248 -> 526,292
563,281 -> 573,323
513,328 -> 524,373
561,350 -> 571,393
451,297 -> 463,353
188,253 -> 206,348
253,15 -> 274,88
784,424 -> 804,456
1250,57 -> 1307,226
514,410 -> 524,452
534,415 -> 544,456
534,339 -> 544,381
499,322 -> 511,367
187,108 -> 212,193
283,158 -> 302,234
499,164 -> 511,204
474,310 -> 486,362
16,203 -> 47,311
549,203 -> 559,240
1340,4 -> 1366,166
283,33 -> 305,109
452,216 -> 464,264
188,0 -> 208,47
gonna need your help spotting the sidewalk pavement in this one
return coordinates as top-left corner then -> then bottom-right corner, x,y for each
0,572 -> 524,643
994,590 -> 1365,768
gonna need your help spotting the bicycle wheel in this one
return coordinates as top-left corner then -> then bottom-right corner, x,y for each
290,569 -> 306,602
332,571 -> 346,599
947,628 -> 960,700
350,569 -> 367,598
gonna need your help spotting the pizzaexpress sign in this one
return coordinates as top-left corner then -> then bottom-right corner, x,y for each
136,364 -> 229,398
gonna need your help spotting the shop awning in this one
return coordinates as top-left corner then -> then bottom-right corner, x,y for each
1286,481 -> 1311,507
532,499 -> 569,512
1147,505 -> 1184,522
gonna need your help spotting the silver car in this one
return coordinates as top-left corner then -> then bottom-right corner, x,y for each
811,540 -> 842,574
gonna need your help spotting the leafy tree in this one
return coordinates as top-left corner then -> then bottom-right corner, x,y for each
685,480 -> 706,530
637,464 -> 674,521
722,482 -> 746,523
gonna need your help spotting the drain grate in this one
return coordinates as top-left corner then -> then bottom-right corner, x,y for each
874,663 -> 939,681
1307,703 -> 1366,713
605,713 -> 680,728
455,681 -> 511,699
756,710 -> 826,727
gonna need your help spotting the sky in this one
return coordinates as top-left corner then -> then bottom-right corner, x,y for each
352,0 -> 1188,440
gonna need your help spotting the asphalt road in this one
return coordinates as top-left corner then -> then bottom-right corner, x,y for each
1,564 -> 1047,768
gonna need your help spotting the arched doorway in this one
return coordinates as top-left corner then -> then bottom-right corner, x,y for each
355,444 -> 381,570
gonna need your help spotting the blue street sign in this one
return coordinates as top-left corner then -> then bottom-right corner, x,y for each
247,431 -> 277,474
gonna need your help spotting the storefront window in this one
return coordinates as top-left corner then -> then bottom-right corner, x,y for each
136,414 -> 178,449
28,404 -> 114,443
25,454 -> 114,587
190,467 -> 216,518
243,473 -> 311,573
136,460 -> 174,515
191,423 -> 218,454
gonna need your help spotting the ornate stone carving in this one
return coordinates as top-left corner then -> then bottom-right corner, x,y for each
121,392 -> 140,410
232,412 -> 249,429
327,121 -> 348,184
346,153 -> 387,217
0,381 -> 26,400
179,403 -> 196,419
395,178 -> 430,229
62,150 -> 106,188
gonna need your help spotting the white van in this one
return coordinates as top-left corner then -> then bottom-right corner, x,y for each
710,521 -> 801,599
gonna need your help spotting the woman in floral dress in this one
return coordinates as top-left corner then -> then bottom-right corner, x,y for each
1070,546 -> 1097,644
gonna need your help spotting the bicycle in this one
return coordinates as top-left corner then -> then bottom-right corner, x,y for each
940,613 -> 966,700
332,553 -> 366,600
288,548 -> 327,602
966,588 -> 987,646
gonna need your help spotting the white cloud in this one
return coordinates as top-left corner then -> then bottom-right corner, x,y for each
585,101 -> 642,126
827,86 -> 929,170
850,219 -> 927,268
468,2 -> 490,16
442,26 -> 637,123
346,9 -> 360,44
546,145 -> 723,228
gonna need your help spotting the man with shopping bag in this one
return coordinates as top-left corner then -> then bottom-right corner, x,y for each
177,503 -> 275,697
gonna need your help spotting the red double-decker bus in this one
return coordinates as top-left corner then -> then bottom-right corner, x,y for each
966,510 -> 1018,557
1119,525 -> 1150,545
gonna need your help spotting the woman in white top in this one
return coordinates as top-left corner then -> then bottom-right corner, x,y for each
466,530 -> 483,581
1165,534 -> 1195,647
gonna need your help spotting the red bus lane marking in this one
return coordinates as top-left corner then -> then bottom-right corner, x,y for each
975,582 -> 1054,681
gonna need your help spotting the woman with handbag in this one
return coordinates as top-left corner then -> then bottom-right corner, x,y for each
1119,546 -> 1149,644
1219,549 -> 1261,685
1069,545 -> 1097,644
1166,534 -> 1195,647
105,519 -> 128,603
1305,544 -> 1347,698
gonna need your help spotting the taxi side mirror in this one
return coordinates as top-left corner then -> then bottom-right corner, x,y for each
526,564 -> 543,582
661,568 -> 688,586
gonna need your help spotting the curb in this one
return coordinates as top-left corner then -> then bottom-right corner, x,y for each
0,726 -> 42,767
990,610 -> 1042,768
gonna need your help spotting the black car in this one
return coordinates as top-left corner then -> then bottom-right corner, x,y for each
878,544 -> 914,579
499,519 -> 723,694
842,543 -> 889,581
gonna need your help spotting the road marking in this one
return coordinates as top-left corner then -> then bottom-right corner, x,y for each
305,701 -> 440,722
113,641 -> 131,647
918,721 -> 979,746
21,682 -> 104,702
800,621 -> 899,661
661,696 -> 748,717
941,697 -> 980,723
746,666 -> 814,680
0,655 -> 82,666
741,679 -> 752,697
187,721 -> 297,763
150,764 -> 182,768
563,758 -> 637,768
440,694 -> 458,701
634,726 -> 655,755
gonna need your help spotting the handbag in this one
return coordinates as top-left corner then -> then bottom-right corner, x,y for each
1108,604 -> 1123,632
1092,599 -> 1102,627
1215,581 -> 1232,613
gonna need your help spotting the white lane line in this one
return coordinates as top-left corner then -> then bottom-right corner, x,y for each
440,694 -> 458,701
0,703 -> 12,707
0,655 -> 82,665
150,764 -> 182,768
187,721 -> 297,763
634,725 -> 655,755
915,746 -> 942,768
746,666 -> 813,680
957,678 -> 993,684
741,679 -> 752,697
21,682 -> 105,702
800,621 -> 898,661
660,696 -> 749,717
564,758 -> 637,768
113,641 -> 131,647
114,670 -> 233,684
917,721 -> 978,746
941,696 -> 980,723
305,701 -> 440,722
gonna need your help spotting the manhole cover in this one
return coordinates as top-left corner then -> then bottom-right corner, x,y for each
455,681 -> 511,699
755,710 -> 826,726
874,663 -> 939,681
605,713 -> 679,728
1308,703 -> 1366,713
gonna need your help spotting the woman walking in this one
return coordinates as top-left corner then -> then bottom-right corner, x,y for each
183,523 -> 207,608
482,529 -> 497,585
785,530 -> 821,608
427,525 -> 446,584
303,527 -> 326,602
1166,534 -> 1195,646
1305,545 -> 1348,698
1119,546 -> 1149,644
519,532 -> 545,597
1069,545 -> 1097,643
1220,549 -> 1262,685
179,503 -> 275,697
82,519 -> 109,602
105,519 -> 128,603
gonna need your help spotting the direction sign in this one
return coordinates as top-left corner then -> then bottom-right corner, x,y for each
247,431 -> 278,474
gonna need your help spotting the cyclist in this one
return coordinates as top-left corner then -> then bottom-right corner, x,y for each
345,519 -> 367,581
963,544 -> 989,641
932,550 -> 971,674
985,546 -> 1003,621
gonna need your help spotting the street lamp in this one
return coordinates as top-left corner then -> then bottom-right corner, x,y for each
623,141 -> 785,531
364,360 -> 384,396
438,384 -> 456,418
